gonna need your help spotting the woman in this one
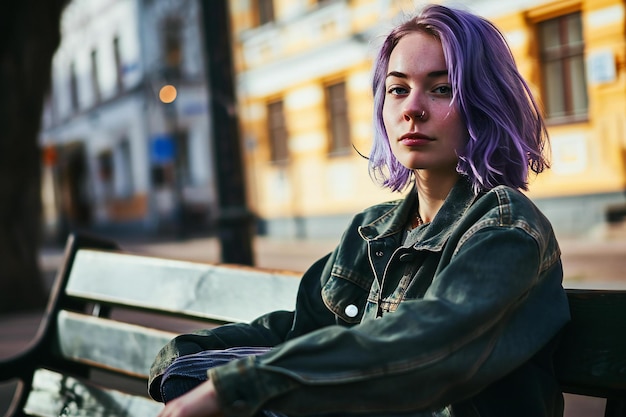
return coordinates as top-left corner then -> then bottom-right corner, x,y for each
149,4 -> 570,417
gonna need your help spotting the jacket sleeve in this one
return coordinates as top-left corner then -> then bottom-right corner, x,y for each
148,253 -> 335,401
208,226 -> 570,417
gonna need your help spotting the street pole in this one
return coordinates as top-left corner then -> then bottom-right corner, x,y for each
199,0 -> 254,265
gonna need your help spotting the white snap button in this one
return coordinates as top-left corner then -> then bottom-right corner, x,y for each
344,304 -> 358,318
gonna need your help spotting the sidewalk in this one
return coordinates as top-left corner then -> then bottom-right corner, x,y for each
2,233 -> 624,415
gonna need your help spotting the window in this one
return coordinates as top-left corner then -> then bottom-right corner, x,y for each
174,130 -> 191,184
162,17 -> 183,79
98,150 -> 114,199
267,100 -> 289,162
47,83 -> 58,125
69,61 -> 79,112
325,81 -> 351,154
538,12 -> 588,122
256,0 -> 275,26
113,36 -> 123,93
99,141 -> 134,199
90,49 -> 100,103
116,139 -> 134,197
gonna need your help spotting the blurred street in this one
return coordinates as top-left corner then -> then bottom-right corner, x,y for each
1,230 -> 625,416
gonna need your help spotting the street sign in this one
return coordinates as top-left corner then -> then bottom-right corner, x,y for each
150,134 -> 176,164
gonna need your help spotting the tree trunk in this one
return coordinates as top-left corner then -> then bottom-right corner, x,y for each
0,0 -> 69,313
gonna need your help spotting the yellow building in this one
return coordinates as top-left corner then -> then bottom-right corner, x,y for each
230,0 -> 626,239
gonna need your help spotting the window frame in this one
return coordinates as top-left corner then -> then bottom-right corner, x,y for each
90,49 -> 101,104
113,36 -> 123,94
161,17 -> 183,79
266,99 -> 289,164
324,80 -> 352,156
256,0 -> 275,26
537,11 -> 589,125
69,61 -> 79,112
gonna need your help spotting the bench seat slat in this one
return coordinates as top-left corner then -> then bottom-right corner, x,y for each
66,250 -> 301,323
57,310 -> 177,379
24,368 -> 162,417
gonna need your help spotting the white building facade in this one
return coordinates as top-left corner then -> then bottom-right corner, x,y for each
40,0 -> 217,240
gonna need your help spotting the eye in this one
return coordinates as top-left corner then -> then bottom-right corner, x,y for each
433,85 -> 452,96
387,86 -> 409,96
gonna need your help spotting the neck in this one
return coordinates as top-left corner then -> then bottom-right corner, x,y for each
414,170 -> 460,223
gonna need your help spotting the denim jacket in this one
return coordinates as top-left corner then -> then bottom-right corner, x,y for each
149,178 -> 570,417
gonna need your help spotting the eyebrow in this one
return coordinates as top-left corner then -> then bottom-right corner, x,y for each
386,70 -> 448,79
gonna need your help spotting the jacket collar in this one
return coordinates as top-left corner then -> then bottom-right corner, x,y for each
359,177 -> 479,251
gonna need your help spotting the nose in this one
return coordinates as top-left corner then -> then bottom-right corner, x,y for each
402,92 -> 427,122
403,109 -> 426,122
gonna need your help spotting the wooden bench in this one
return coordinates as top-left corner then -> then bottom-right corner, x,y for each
0,233 -> 624,416
0,233 -> 301,416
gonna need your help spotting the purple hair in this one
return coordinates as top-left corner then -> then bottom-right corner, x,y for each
369,4 -> 549,193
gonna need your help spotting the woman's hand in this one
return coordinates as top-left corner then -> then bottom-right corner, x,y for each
157,379 -> 223,417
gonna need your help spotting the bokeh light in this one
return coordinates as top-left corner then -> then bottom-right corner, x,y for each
159,84 -> 177,103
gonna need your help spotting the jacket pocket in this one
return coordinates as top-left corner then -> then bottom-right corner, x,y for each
321,272 -> 369,325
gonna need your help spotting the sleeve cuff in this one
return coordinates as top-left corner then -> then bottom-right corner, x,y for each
209,356 -> 268,417
209,355 -> 298,417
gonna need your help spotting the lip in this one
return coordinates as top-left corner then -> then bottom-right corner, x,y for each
399,132 -> 433,146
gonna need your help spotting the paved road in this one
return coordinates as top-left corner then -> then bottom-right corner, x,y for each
2,233 -> 624,416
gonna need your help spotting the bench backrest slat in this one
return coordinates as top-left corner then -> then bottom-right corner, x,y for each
65,249 -> 301,323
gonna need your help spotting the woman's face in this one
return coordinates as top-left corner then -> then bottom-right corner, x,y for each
382,32 -> 467,176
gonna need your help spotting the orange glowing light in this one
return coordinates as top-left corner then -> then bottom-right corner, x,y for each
159,85 -> 177,103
